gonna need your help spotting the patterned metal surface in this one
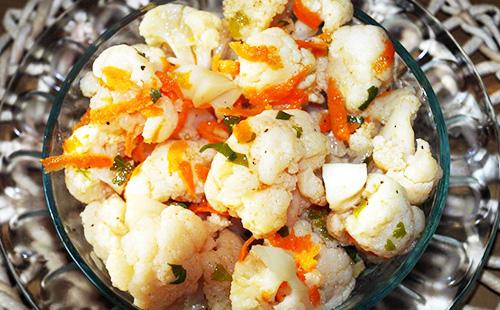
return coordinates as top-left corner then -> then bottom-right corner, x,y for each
0,0 -> 498,309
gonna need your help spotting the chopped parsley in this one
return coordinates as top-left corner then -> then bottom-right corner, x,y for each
211,264 -> 232,282
292,125 -> 303,138
358,86 -> 379,111
136,50 -> 146,58
384,239 -> 396,251
277,226 -> 290,237
223,115 -> 241,133
307,208 -> 333,240
343,246 -> 361,263
172,201 -> 189,209
392,222 -> 407,239
77,169 -> 92,181
150,88 -> 162,103
276,111 -> 292,120
169,264 -> 187,284
110,156 -> 134,186
200,142 -> 248,167
347,115 -> 364,125
353,200 -> 368,218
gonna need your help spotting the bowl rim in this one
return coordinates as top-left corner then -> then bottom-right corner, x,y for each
41,4 -> 450,309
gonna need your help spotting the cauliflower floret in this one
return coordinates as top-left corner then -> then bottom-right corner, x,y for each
84,198 -> 209,309
174,65 -> 242,111
81,194 -> 128,261
125,140 -> 215,203
201,230 -> 243,310
139,3 -> 225,68
223,0 -> 288,40
205,110 -> 328,237
63,124 -> 126,203
295,0 -> 353,33
331,174 -> 425,258
386,139 -> 441,204
132,44 -> 169,72
93,44 -> 158,91
328,25 -> 394,113
323,163 -> 367,212
236,27 -> 316,92
347,121 -> 378,161
371,89 -> 440,204
142,97 -> 179,144
230,245 -> 311,310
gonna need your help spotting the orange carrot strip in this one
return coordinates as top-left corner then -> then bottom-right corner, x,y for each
73,109 -> 90,131
124,125 -> 144,157
230,42 -> 283,70
295,39 -> 329,57
41,153 -> 112,173
89,88 -> 152,124
155,71 -> 184,101
179,161 -> 196,196
233,120 -> 255,143
293,0 -> 322,29
239,235 -> 257,262
218,60 -> 240,78
131,136 -> 156,163
101,66 -> 135,91
140,105 -> 163,118
276,281 -> 291,303
171,100 -> 192,138
309,286 -> 321,307
373,40 -> 395,75
167,140 -> 189,174
197,120 -> 229,143
268,229 -> 321,272
319,112 -> 331,133
327,79 -> 355,142
244,67 -> 310,108
194,163 -> 210,182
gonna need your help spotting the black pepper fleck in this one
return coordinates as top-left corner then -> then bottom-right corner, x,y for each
140,65 -> 145,70
396,190 -> 399,194
106,122 -> 110,125
264,129 -> 269,133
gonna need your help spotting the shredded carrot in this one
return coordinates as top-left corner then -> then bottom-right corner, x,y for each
155,71 -> 184,101
178,161 -> 196,196
230,42 -> 283,70
327,79 -> 357,142
276,281 -> 291,303
293,0 -> 322,29
173,71 -> 192,89
239,235 -> 257,261
295,39 -> 329,57
315,32 -> 332,44
233,120 -> 255,144
373,40 -> 395,75
131,136 -> 156,163
309,286 -> 321,306
244,67 -> 310,108
267,229 -> 321,272
212,54 -> 240,78
125,125 -> 144,157
197,121 -> 229,143
171,100 -> 192,137
130,162 -> 143,178
140,105 -> 163,118
62,135 -> 82,154
319,112 -> 331,133
194,163 -> 210,182
73,109 -> 90,131
90,88 -> 153,124
189,200 -> 229,217
219,96 -> 268,117
41,153 -> 113,173
101,66 -> 135,91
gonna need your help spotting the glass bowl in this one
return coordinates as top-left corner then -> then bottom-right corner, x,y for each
41,1 -> 450,309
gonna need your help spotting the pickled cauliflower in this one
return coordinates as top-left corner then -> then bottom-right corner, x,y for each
41,1 -> 444,308
204,109 -> 328,237
328,25 -> 394,112
139,3 -> 225,68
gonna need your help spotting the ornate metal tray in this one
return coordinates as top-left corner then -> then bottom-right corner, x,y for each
0,0 -> 498,308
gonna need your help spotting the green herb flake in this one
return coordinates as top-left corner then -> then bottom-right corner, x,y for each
173,202 -> 189,209
200,143 -> 248,167
292,125 -> 303,138
353,200 -> 368,218
392,222 -> 407,239
150,88 -> 162,103
211,264 -> 232,282
343,246 -> 361,263
110,156 -> 134,186
358,86 -> 379,111
277,226 -> 290,237
276,111 -> 292,120
307,208 -> 334,240
223,115 -> 241,133
384,239 -> 396,251
347,115 -> 364,125
136,50 -> 146,58
169,264 -> 187,284
77,169 -> 92,181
